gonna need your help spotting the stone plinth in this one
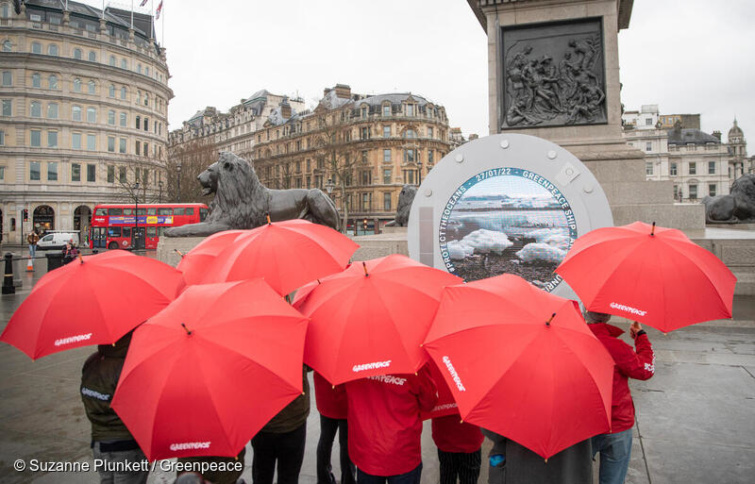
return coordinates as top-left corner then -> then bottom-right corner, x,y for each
156,236 -> 205,267
471,0 -> 705,230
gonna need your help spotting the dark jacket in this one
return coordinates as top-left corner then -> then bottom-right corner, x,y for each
260,366 -> 310,434
80,335 -> 135,442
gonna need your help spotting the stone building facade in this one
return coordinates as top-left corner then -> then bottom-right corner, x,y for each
623,106 -> 744,202
0,0 -> 170,244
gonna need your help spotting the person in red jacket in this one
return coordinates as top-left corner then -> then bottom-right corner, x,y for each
431,416 -> 483,484
345,367 -> 438,484
314,372 -> 356,484
586,311 -> 655,484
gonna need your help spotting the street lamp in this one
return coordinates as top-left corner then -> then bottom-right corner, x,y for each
324,178 -> 335,196
158,180 -> 164,203
133,182 -> 140,250
176,163 -> 182,202
417,161 -> 423,185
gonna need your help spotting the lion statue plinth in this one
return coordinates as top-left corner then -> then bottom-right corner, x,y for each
702,174 -> 755,224
385,185 -> 417,228
165,152 -> 340,237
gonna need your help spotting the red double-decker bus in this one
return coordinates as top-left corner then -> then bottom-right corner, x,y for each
90,203 -> 209,250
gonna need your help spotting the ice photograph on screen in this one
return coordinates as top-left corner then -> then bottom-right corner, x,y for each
438,168 -> 578,291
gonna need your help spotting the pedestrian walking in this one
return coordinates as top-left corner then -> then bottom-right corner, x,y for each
432,416 -> 483,484
80,331 -> 149,484
314,372 -> 356,484
345,366 -> 437,484
27,231 -> 39,258
586,311 -> 655,484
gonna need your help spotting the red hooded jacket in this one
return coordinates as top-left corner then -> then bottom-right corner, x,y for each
345,368 -> 437,476
589,323 -> 655,433
314,371 -> 347,420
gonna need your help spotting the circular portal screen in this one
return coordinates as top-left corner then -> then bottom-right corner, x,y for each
438,167 -> 577,292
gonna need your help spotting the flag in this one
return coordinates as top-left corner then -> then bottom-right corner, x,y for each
156,0 -> 163,19
139,0 -> 148,6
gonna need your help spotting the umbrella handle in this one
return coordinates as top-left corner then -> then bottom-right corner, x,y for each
545,313 -> 556,327
181,323 -> 192,335
174,249 -> 184,258
362,261 -> 369,277
651,221 -> 656,236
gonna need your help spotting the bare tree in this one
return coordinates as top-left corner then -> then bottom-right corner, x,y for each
166,136 -> 218,205
313,113 -> 357,231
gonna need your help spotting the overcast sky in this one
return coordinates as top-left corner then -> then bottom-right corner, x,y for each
115,0 -> 753,142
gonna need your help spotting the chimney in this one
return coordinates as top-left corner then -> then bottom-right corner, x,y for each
281,96 -> 291,119
334,84 -> 351,99
712,130 -> 722,141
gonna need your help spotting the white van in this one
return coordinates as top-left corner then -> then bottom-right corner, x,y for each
37,232 -> 80,251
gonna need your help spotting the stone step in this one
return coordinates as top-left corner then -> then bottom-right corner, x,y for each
612,203 -> 705,230
601,180 -> 675,205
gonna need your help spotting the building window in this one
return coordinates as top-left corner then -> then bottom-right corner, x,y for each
2,40 -> 11,52
31,42 -> 42,54
47,131 -> 58,147
87,107 -> 96,123
30,101 -> 41,117
645,118 -> 653,126
73,48 -> 82,60
144,118 -> 149,131
121,86 -> 127,100
428,150 -> 434,164
383,149 -> 391,163
48,44 -> 59,56
689,185 -> 698,200
49,75 -> 58,90
30,129 -> 41,147
405,129 -> 416,139
47,103 -> 58,119
689,162 -> 696,175
2,99 -> 11,116
0,165 -> 4,180
119,138 -> 126,154
383,105 -> 391,117
405,104 -> 414,116
143,143 -> 148,156
1,71 -> 11,86
709,184 -> 717,197
107,165 -> 115,183
645,142 -> 652,152
120,112 -> 127,127
360,127 -> 370,140
106,110 -> 115,125
135,140 -> 140,154
403,169 -> 415,185
360,170 -> 372,185
427,127 -> 434,138
87,80 -> 95,94
404,149 -> 416,163
30,161 -> 41,180
72,163 -> 81,181
109,55 -> 116,66
708,161 -> 716,175
88,51 -> 96,62
135,116 -> 140,129
384,192 -> 391,211
72,105 -> 82,121
32,72 -> 41,88
383,126 -> 391,138
86,164 -> 96,182
362,193 -> 371,211
73,78 -> 82,92
0,130 -> 4,145
673,184 -> 680,200
109,84 -> 115,97
119,166 -> 126,183
361,150 -> 369,164
645,162 -> 653,175
72,133 -> 82,150
48,162 -> 58,181
86,134 -> 96,151
107,136 -> 115,152
670,163 -> 677,176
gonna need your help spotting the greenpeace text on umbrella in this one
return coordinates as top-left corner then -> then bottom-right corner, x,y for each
54,333 -> 92,347
367,375 -> 407,386
352,360 -> 391,372
170,441 -> 211,452
442,356 -> 466,392
609,302 -> 647,317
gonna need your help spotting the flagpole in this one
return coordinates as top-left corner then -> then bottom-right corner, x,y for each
150,0 -> 154,43
130,0 -> 133,29
161,1 -> 164,47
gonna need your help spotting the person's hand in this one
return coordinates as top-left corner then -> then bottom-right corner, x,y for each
629,321 -> 642,339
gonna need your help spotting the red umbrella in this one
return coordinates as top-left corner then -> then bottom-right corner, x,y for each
423,274 -> 614,460
176,230 -> 245,289
201,219 -> 359,296
294,254 -> 461,385
111,278 -> 308,461
1,251 -> 181,360
556,221 -> 737,332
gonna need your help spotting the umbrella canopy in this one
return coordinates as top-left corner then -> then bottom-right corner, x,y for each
423,274 -> 614,460
555,221 -> 737,332
176,230 -> 245,289
111,278 -> 308,461
294,254 -> 461,385
201,219 -> 359,295
1,251 -> 182,360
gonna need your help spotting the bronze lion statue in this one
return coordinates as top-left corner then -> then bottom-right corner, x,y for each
166,152 -> 340,237
385,185 -> 417,227
702,174 -> 755,223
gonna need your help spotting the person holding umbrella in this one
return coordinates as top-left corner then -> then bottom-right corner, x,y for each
586,311 -> 655,484
314,372 -> 356,484
345,365 -> 438,484
80,331 -> 149,484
